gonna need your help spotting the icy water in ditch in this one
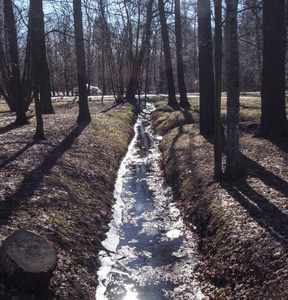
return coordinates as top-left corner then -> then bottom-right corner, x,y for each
96,102 -> 205,300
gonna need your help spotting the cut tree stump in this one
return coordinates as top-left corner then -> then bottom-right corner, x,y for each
0,230 -> 57,298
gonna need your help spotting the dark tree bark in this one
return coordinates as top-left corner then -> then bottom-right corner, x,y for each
30,0 -> 45,139
0,230 -> 57,297
73,0 -> 91,123
213,0 -> 223,179
225,0 -> 240,176
125,0 -> 154,102
3,0 -> 28,125
175,0 -> 189,107
30,0 -> 54,115
158,46 -> 165,94
158,0 -> 178,106
198,0 -> 215,134
33,83 -> 45,140
99,0 -> 120,102
258,0 -> 288,138
22,15 -> 33,111
99,0 -> 106,102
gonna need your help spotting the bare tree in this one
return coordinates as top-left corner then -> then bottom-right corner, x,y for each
73,0 -> 91,123
257,0 -> 288,137
124,0 -> 154,102
225,0 -> 241,176
30,0 -> 54,114
3,0 -> 28,125
198,0 -> 214,134
175,0 -> 189,107
213,0 -> 223,178
158,0 -> 177,106
30,0 -> 45,139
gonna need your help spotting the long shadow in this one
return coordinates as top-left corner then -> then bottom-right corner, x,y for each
0,141 -> 36,169
0,123 -> 20,135
177,105 -> 195,124
268,136 -> 288,154
0,121 -> 90,225
0,111 -> 14,116
157,105 -> 195,187
221,152 -> 288,247
101,102 -> 122,113
222,179 -> 288,247
0,116 -> 33,135
240,152 -> 288,198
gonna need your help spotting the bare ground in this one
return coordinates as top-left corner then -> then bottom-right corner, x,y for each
0,99 -> 136,299
0,95 -> 288,299
152,95 -> 288,299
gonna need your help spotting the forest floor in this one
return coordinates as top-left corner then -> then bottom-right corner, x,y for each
0,94 -> 287,299
152,94 -> 288,299
0,98 -> 137,299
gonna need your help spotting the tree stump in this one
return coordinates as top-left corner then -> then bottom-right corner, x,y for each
0,230 -> 57,298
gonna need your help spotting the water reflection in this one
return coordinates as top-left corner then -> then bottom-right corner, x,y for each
96,102 -> 205,300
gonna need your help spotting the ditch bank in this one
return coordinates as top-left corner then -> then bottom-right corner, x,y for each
0,100 -> 138,299
151,99 -> 288,299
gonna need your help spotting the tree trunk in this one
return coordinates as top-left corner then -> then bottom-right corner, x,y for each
30,0 -> 54,115
33,84 -> 45,139
22,13 -> 33,110
125,0 -> 154,101
258,0 -> 288,138
30,0 -> 45,139
158,46 -> 165,94
213,0 -> 223,179
73,0 -> 91,123
175,0 -> 189,107
198,0 -> 215,134
225,0 -> 240,176
0,230 -> 57,298
3,0 -> 28,125
158,0 -> 178,106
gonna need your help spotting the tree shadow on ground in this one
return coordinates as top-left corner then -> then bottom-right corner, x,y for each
0,141 -> 36,169
101,102 -> 122,113
0,121 -> 90,226
0,123 -> 20,135
221,152 -> 288,247
268,136 -> 288,154
0,116 -> 33,135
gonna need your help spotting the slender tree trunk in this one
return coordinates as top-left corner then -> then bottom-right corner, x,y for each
158,0 -> 178,106
73,0 -> 91,123
225,0 -> 240,176
22,14 -> 33,110
175,0 -> 189,107
144,42 -> 151,100
3,0 -> 28,125
30,0 -> 54,114
198,0 -> 215,134
30,5 -> 45,140
258,0 -> 288,137
33,84 -> 44,140
158,46 -> 164,94
99,0 -> 119,102
100,1 -> 106,102
213,0 -> 222,179
125,0 -> 154,101
30,0 -> 46,139
0,38 -> 14,110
